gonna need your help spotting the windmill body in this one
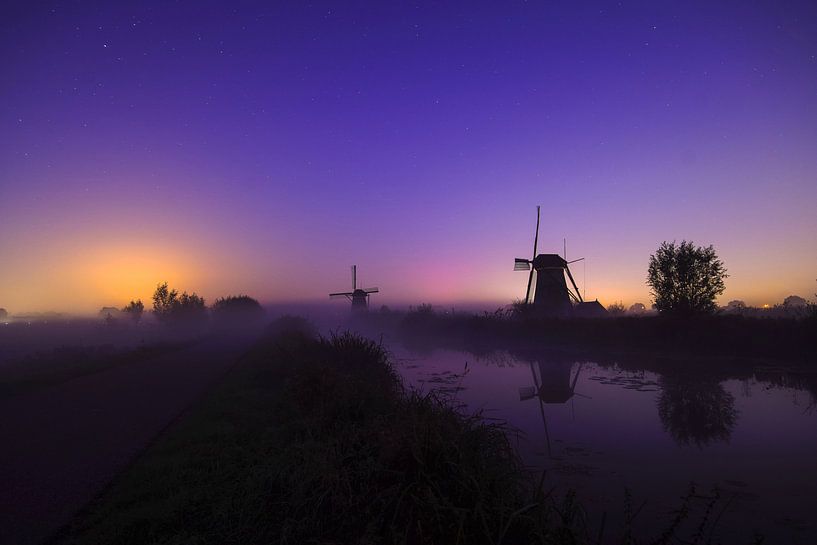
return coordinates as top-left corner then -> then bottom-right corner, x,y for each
531,254 -> 574,316
329,265 -> 379,311
350,289 -> 369,309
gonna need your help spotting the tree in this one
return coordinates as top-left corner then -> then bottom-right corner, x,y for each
152,282 -> 207,327
647,241 -> 727,316
724,300 -> 746,314
0,308 -> 8,321
783,295 -> 807,308
152,282 -> 178,320
628,302 -> 646,315
607,301 -> 626,316
122,299 -> 144,324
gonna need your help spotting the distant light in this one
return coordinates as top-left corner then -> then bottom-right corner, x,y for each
762,304 -> 770,309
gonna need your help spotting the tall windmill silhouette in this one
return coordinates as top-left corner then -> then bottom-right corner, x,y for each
514,205 -> 585,316
329,265 -> 379,311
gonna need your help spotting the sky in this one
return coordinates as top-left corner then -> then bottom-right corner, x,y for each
1,1 -> 816,314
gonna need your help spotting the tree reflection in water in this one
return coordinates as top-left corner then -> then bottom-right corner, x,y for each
658,376 -> 738,447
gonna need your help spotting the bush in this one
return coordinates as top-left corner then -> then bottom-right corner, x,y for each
210,295 -> 265,328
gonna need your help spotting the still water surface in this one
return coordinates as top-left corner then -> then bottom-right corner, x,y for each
393,346 -> 817,543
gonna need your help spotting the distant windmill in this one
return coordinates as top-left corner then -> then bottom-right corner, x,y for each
329,265 -> 379,310
514,205 -> 585,316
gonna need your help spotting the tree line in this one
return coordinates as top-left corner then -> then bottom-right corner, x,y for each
116,283 -> 264,328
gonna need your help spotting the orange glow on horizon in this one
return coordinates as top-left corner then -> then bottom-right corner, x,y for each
68,245 -> 202,310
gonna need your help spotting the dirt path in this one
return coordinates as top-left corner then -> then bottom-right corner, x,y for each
0,336 -> 254,545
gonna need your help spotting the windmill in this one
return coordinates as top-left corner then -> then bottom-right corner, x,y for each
514,205 -> 585,316
329,265 -> 379,310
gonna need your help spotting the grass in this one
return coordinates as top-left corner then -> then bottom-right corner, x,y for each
52,316 -> 748,545
0,341 -> 196,399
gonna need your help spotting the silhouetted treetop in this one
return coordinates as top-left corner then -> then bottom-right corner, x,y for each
783,295 -> 807,308
628,302 -> 647,315
152,282 -> 207,325
122,299 -> 144,324
606,301 -> 625,316
647,241 -> 727,316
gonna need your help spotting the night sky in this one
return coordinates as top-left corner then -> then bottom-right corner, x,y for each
1,1 -> 816,313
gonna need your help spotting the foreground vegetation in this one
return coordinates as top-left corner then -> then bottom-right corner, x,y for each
55,318 -> 583,544
55,317 -> 748,544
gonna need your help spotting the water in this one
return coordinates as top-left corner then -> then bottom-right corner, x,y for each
393,346 -> 817,543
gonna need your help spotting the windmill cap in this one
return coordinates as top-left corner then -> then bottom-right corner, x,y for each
533,254 -> 568,269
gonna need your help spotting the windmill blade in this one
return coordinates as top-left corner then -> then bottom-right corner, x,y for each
525,205 -> 541,305
525,268 -> 536,305
564,264 -> 584,303
519,386 -> 537,401
351,265 -> 357,290
514,258 -> 531,271
532,205 -> 540,259
563,284 -> 582,304
539,396 -> 552,458
573,392 -> 592,400
330,292 -> 354,299
570,362 -> 584,391
567,258 -> 585,264
363,287 -> 379,293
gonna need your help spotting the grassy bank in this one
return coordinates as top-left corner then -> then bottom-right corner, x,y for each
54,317 -> 585,545
384,308 -> 816,365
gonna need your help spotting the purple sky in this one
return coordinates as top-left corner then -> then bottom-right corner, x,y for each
1,1 -> 816,313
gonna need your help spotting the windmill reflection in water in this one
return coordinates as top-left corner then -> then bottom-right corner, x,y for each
518,356 -> 590,457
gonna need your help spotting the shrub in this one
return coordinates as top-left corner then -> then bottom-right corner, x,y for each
210,295 -> 264,328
